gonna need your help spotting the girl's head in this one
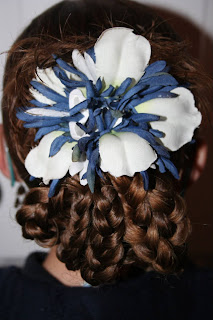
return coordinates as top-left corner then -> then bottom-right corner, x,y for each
1,0 -> 210,285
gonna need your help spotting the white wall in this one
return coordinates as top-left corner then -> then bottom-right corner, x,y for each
141,0 -> 213,38
0,0 -> 212,265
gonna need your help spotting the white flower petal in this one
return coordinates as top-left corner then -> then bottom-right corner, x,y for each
72,49 -> 97,82
113,117 -> 122,128
25,131 -> 76,182
69,89 -> 89,140
26,108 -> 69,118
135,87 -> 202,151
36,68 -> 66,96
43,179 -> 50,185
69,123 -> 86,140
79,109 -> 89,124
84,52 -> 98,83
79,159 -> 89,186
94,27 -> 151,88
30,87 -> 55,105
69,88 -> 86,110
69,159 -> 89,186
69,160 -> 84,176
30,67 -> 66,105
80,179 -> 88,186
99,131 -> 157,177
64,70 -> 81,82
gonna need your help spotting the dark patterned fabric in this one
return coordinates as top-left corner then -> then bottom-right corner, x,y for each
0,252 -> 212,320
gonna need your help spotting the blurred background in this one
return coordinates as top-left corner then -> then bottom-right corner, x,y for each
0,0 -> 212,266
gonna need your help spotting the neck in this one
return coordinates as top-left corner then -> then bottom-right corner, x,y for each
42,246 -> 84,287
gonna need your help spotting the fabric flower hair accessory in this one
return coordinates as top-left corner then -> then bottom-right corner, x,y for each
17,27 -> 202,197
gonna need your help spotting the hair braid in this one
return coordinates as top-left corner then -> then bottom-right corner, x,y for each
16,173 -> 191,285
16,188 -> 59,247
55,180 -> 92,271
115,173 -> 191,274
81,183 -> 126,285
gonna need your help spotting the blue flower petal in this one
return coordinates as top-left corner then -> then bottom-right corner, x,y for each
162,66 -> 170,73
53,66 -> 69,81
87,165 -> 95,193
96,166 -> 104,179
130,113 -> 160,122
101,85 -> 115,97
21,114 -> 82,129
31,81 -> 67,103
86,140 -> 94,159
59,78 -> 86,89
103,109 -> 113,128
157,85 -> 179,93
86,47 -> 96,63
161,157 -> 179,179
156,158 -> 166,173
87,147 -> 99,193
143,61 -> 167,78
48,179 -> 60,198
139,85 -> 163,96
111,118 -> 129,130
53,55 -> 89,81
120,82 -> 147,105
24,119 -> 63,128
152,145 -> 170,158
95,114 -> 105,131
85,81 -> 96,98
81,172 -> 87,180
118,127 -> 157,145
30,99 -> 48,107
95,78 -> 102,92
141,74 -> 178,87
49,135 -> 73,157
78,136 -> 94,152
140,170 -> 149,190
135,91 -> 177,105
69,100 -> 89,116
35,125 -> 61,141
87,109 -> 96,132
114,78 -> 132,96
75,122 -> 88,134
28,102 -> 69,112
149,129 -> 164,138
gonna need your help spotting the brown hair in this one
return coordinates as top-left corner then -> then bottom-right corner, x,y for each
1,0 -> 211,285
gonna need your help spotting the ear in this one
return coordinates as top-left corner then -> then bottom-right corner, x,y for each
188,138 -> 208,185
0,124 -> 11,178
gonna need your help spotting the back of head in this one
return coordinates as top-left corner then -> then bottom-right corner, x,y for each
2,0 -> 209,286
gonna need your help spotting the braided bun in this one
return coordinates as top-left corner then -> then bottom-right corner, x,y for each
16,173 -> 190,285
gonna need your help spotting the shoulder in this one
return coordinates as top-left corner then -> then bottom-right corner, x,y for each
0,253 -> 61,319
99,266 -> 213,320
0,265 -> 25,298
0,253 -> 49,309
178,264 -> 213,292
151,266 -> 213,318
146,265 -> 213,299
0,255 -> 212,320
0,265 -> 23,318
0,265 -> 22,289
